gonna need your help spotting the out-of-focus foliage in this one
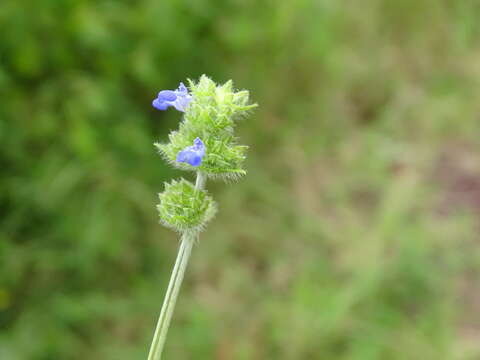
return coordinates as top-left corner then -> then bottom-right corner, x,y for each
1,0 -> 480,359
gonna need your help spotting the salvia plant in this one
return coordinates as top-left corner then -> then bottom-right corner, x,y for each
147,75 -> 256,360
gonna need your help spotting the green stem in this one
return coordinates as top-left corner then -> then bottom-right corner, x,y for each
195,171 -> 206,190
147,172 -> 205,360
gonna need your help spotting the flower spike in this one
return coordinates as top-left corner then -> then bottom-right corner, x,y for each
148,76 -> 256,360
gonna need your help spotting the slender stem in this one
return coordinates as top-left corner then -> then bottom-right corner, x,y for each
195,171 -> 206,190
147,172 -> 206,360
147,232 -> 194,360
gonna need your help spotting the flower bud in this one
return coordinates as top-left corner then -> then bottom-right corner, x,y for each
157,179 -> 217,233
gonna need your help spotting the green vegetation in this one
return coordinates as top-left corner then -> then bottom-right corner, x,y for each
1,1 -> 480,359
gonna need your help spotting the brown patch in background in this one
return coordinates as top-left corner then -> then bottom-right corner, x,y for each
434,142 -> 480,345
435,143 -> 480,216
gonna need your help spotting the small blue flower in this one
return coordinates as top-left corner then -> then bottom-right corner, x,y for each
152,83 -> 192,112
176,138 -> 206,167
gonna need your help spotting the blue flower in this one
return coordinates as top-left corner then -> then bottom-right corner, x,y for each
176,138 -> 206,167
152,83 -> 192,112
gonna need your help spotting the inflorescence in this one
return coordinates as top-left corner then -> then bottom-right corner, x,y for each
154,75 -> 256,233
147,75 -> 256,360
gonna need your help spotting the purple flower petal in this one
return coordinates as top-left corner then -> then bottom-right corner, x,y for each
177,83 -> 188,94
157,90 -> 177,102
152,82 -> 192,112
176,138 -> 206,167
176,150 -> 188,163
188,154 -> 202,167
152,98 -> 169,110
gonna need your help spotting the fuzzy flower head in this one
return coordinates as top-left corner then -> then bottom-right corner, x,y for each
176,137 -> 206,167
157,178 -> 217,232
155,76 -> 257,181
152,83 -> 192,112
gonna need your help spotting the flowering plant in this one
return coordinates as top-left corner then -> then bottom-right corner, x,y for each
147,75 -> 256,360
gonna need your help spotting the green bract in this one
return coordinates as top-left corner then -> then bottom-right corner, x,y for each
155,75 -> 257,181
157,179 -> 217,232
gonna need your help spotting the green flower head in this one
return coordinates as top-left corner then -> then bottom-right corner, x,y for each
157,179 -> 217,233
155,75 -> 257,181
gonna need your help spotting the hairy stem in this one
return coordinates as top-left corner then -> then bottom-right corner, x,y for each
195,171 -> 206,190
147,172 -> 205,360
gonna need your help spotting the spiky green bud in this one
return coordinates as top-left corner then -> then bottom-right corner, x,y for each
157,178 -> 217,233
155,75 -> 257,181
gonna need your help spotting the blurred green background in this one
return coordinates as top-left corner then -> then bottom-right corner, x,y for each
1,0 -> 480,359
